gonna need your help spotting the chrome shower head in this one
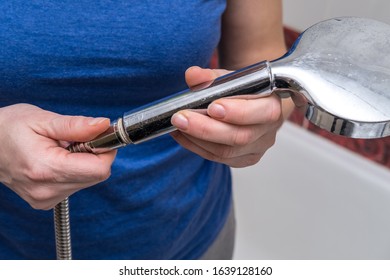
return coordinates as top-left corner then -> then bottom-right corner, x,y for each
68,17 -> 390,154
271,17 -> 390,139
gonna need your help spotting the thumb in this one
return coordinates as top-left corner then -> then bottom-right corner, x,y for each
39,115 -> 111,142
185,66 -> 230,88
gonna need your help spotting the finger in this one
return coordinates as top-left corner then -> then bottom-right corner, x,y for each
15,147 -> 116,210
171,131 -> 265,168
35,114 -> 111,142
171,131 -> 253,159
51,148 -> 116,183
171,110 -> 267,146
172,127 -> 276,159
28,137 -> 116,184
185,66 -> 230,88
207,94 -> 282,125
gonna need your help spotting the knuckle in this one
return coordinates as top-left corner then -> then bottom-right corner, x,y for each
239,103 -> 251,123
263,131 -> 277,149
27,187 -> 54,210
214,146 -> 235,159
232,128 -> 255,146
81,166 -> 111,183
96,166 -> 111,182
203,151 -> 224,164
266,98 -> 282,122
233,154 -> 262,168
198,121 -> 210,140
246,153 -> 262,166
24,164 -> 51,183
269,134 -> 277,147
55,115 -> 75,133
211,155 -> 225,165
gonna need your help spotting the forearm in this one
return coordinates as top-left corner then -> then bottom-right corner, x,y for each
218,0 -> 286,69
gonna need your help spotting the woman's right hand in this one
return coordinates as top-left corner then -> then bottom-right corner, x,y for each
0,104 -> 117,210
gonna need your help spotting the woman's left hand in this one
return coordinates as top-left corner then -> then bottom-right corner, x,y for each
171,66 -> 285,168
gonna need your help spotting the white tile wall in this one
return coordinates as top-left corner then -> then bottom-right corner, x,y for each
232,0 -> 390,260
283,0 -> 390,30
233,123 -> 390,259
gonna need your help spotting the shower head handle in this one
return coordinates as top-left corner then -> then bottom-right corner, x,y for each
68,17 -> 390,154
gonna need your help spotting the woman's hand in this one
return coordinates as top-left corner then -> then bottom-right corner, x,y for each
171,66 -> 286,168
0,104 -> 116,210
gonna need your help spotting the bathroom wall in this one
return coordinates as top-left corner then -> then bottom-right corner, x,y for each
232,0 -> 390,259
283,0 -> 390,30
233,122 -> 390,259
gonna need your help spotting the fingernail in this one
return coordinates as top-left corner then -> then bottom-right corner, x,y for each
172,113 -> 188,130
208,103 -> 225,119
88,117 -> 108,126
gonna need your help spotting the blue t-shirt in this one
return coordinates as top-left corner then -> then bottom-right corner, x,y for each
0,0 -> 232,259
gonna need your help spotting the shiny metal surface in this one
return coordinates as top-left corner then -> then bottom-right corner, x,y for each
123,61 -> 272,144
58,17 -> 390,259
68,119 -> 129,154
53,198 -> 72,260
271,17 -> 390,138
68,61 -> 272,153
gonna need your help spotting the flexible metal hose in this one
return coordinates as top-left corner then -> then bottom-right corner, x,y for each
54,197 -> 72,260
